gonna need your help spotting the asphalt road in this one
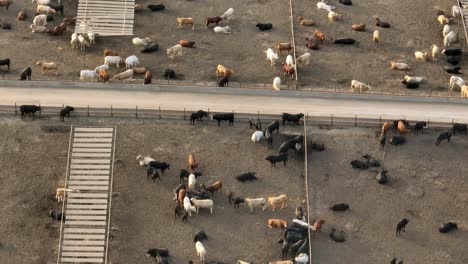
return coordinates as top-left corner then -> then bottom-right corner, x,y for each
1,86 -> 467,123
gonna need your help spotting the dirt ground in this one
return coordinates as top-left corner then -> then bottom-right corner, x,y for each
1,0 -> 464,95
309,126 -> 468,264
0,116 -> 306,263
0,118 -> 69,264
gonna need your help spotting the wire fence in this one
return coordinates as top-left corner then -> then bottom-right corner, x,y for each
0,103 -> 462,129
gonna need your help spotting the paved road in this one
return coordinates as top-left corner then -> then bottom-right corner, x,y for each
1,86 -> 467,122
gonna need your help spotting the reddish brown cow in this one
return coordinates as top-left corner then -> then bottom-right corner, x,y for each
17,11 -> 27,21
178,189 -> 186,206
314,29 -> 325,43
99,68 -> 109,83
104,49 -> 119,57
62,17 -> 77,25
313,219 -> 325,236
281,63 -> 295,80
179,39 -> 196,48
47,22 -> 67,36
144,70 -> 152,84
305,37 -> 319,50
188,153 -> 198,170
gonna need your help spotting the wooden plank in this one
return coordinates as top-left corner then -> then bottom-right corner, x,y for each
71,159 -> 110,164
68,185 -> 109,191
74,138 -> 113,143
64,234 -> 106,239
67,215 -> 107,220
72,153 -> 111,158
62,246 -> 105,251
67,198 -> 108,204
67,204 -> 107,209
68,181 -> 109,186
65,221 -> 107,226
70,164 -> 110,169
63,240 -> 105,245
69,193 -> 109,198
64,228 -> 106,233
73,144 -> 112,149
62,252 -> 104,257
61,257 -> 103,263
70,170 -> 109,175
74,128 -> 113,132
74,133 -> 113,138
69,175 -> 109,180
67,210 -> 108,215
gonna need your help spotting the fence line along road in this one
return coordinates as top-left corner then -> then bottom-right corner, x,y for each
0,104 -> 463,129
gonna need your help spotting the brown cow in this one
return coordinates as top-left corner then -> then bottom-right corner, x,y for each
99,68 -> 109,83
313,219 -> 325,236
178,189 -> 186,206
144,70 -> 152,84
179,39 -> 196,48
305,37 -> 319,50
281,63 -> 295,80
188,153 -> 198,170
47,22 -> 66,36
314,29 -> 325,43
62,17 -> 77,25
206,16 -> 222,28
17,11 -> 27,21
104,49 -> 119,57
203,181 -> 222,195
397,120 -> 410,134
275,42 -> 292,54
267,219 -> 287,229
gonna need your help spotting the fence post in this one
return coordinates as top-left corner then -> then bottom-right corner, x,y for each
135,106 -> 138,119
184,108 -> 186,120
354,114 -> 357,127
87,105 -> 90,117
14,102 -> 17,115
207,108 -> 210,117
257,111 -> 260,120
39,104 -> 41,116
159,106 -> 161,119
331,114 -> 333,127
111,105 -> 113,117
379,116 -> 382,127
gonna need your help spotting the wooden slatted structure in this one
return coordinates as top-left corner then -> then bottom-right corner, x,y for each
75,0 -> 135,36
459,0 -> 468,45
57,127 -> 116,264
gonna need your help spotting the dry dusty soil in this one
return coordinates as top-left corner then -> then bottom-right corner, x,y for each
309,125 -> 468,264
0,0 -> 464,96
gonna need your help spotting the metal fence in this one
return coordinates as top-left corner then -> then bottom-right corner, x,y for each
0,103 -> 461,129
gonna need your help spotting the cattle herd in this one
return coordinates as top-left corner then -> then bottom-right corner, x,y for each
0,0 -> 465,96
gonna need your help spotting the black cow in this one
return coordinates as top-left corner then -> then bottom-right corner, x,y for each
330,228 -> 346,242
20,105 -> 41,119
396,218 -> 409,237
186,189 -> 210,199
413,121 -> 427,135
339,0 -> 352,5
380,131 -> 387,150
211,113 -> 234,126
390,258 -> 403,264
439,222 -> 458,233
442,48 -> 462,56
48,210 -> 65,221
190,110 -> 208,125
0,58 -> 11,70
147,4 -> 165,11
147,166 -> 161,182
218,76 -> 229,87
350,160 -> 369,169
0,23 -> 11,30
265,120 -> 280,134
402,80 -> 419,89
389,136 -> 406,146
60,106 -> 74,122
19,67 -> 32,80
141,43 -> 159,53
163,69 -> 176,79
443,65 -> 461,74
236,172 -> 257,182
330,203 -> 350,211
256,23 -> 272,31
282,113 -> 304,126
447,56 -> 460,65
435,130 -> 452,146
146,248 -> 169,258
265,152 -> 288,167
193,230 -> 208,242
452,123 -> 467,135
333,38 -> 356,45
179,169 -> 202,183
148,161 -> 170,173
46,3 -> 64,15
234,197 -> 244,208
249,118 -> 262,130
279,135 -> 304,153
